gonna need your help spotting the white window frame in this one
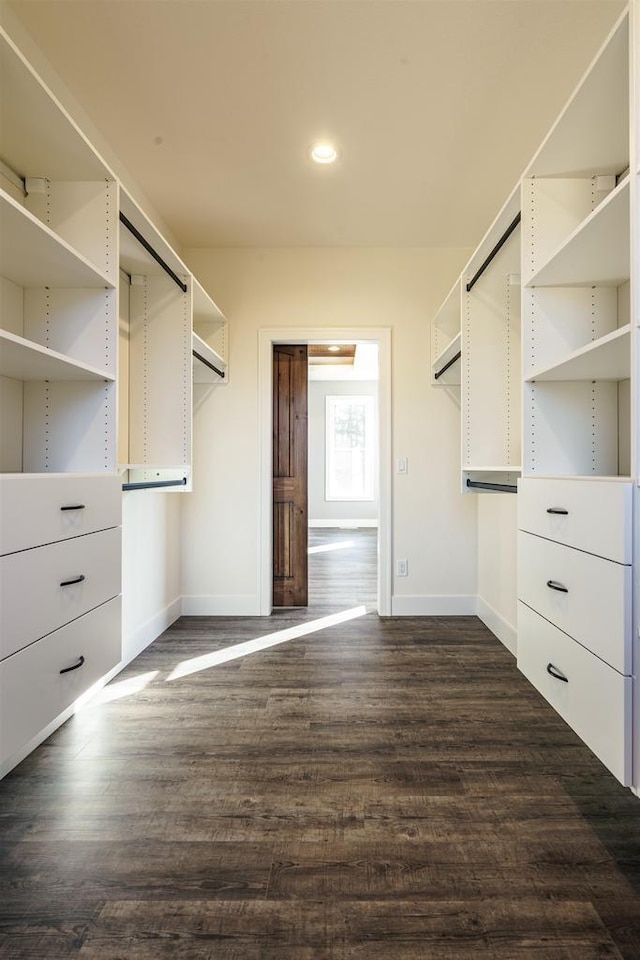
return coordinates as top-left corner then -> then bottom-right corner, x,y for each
325,394 -> 375,502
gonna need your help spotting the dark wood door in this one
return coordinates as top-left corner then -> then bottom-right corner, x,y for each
272,344 -> 308,606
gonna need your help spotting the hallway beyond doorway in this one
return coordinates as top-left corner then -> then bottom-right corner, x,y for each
308,527 -> 377,610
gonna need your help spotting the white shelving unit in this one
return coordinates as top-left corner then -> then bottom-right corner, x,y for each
0,330 -> 116,382
0,17 -> 232,777
431,330 -> 461,387
0,27 -> 122,777
431,281 -> 461,387
526,176 -> 629,288
430,188 -> 522,493
526,324 -> 631,382
0,190 -> 114,288
516,8 -> 635,787
428,5 -> 637,789
120,189 -> 192,489
0,28 -> 117,477
522,14 -> 630,484
192,278 -> 228,385
119,195 -> 230,489
461,185 -> 522,494
630,0 -> 640,799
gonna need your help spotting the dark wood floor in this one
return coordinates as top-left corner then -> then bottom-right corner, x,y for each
1,529 -> 640,958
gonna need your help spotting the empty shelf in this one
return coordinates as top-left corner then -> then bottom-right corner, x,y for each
0,330 -> 115,381
526,325 -> 631,382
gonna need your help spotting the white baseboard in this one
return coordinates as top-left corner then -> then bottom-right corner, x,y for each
309,519 -> 378,528
391,594 -> 477,616
181,595 -> 262,616
122,596 -> 182,663
476,596 -> 517,657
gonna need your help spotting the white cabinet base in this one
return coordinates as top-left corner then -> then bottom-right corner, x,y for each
0,596 -> 121,776
517,602 -> 631,785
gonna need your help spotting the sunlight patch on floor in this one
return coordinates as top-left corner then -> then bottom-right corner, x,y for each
82,670 -> 160,706
308,540 -> 354,555
166,605 -> 368,681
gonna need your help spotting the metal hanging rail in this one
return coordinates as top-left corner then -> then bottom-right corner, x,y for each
193,349 -> 225,380
434,349 -> 462,381
119,211 -> 188,293
466,478 -> 517,493
466,213 -> 521,293
122,477 -> 188,491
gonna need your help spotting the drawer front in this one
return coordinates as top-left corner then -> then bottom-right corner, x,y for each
518,478 -> 632,563
518,531 -> 631,674
0,527 -> 121,661
517,602 -> 631,785
0,475 -> 121,555
0,597 -> 121,768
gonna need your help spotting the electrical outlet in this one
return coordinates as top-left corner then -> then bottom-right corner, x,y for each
397,559 -> 408,577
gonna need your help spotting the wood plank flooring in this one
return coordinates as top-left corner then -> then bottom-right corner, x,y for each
1,529 -> 640,958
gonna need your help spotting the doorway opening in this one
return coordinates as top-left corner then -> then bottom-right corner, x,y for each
307,343 -> 379,609
259,327 -> 391,617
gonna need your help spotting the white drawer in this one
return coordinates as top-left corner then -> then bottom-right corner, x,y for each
518,531 -> 631,674
517,602 -> 631,785
518,478 -> 632,563
0,596 -> 121,769
0,526 -> 121,661
0,474 -> 121,555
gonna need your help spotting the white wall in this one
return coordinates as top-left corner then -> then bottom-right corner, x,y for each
180,247 -> 479,616
308,379 -> 378,524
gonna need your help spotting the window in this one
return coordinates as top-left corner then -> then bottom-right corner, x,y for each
325,395 -> 375,501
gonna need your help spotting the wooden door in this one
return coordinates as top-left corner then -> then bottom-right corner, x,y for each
273,344 -> 308,606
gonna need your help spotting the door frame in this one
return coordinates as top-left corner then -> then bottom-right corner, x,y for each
258,326 -> 392,616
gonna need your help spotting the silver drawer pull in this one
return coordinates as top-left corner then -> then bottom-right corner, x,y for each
546,662 -> 568,683
546,507 -> 568,515
60,504 -> 86,511
60,655 -> 85,675
60,574 -> 86,587
546,579 -> 568,593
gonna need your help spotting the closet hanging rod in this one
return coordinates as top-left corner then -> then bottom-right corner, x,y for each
466,212 -> 521,293
119,212 -> 188,293
434,349 -> 462,381
466,478 -> 517,493
122,477 -> 187,491
193,350 -> 225,380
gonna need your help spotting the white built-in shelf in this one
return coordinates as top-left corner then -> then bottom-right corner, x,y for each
526,325 -> 631,382
465,184 -> 521,286
193,278 -> 225,325
464,465 -> 522,473
0,29 -> 111,182
527,177 -> 629,288
119,189 -> 189,281
462,466 -> 521,494
432,281 -> 461,338
528,474 -> 632,483
0,330 -> 115,381
525,13 -> 628,178
432,332 -> 461,385
0,190 -> 114,289
192,332 -> 226,383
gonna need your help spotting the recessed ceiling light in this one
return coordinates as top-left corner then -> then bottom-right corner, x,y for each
311,143 -> 338,164
328,345 -> 341,352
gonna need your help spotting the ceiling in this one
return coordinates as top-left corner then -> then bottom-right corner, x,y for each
6,0 -> 625,250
